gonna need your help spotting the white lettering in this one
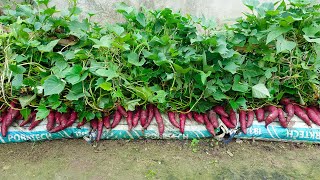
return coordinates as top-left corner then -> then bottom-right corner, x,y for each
14,134 -> 20,141
8,135 -> 14,141
299,131 -> 304,138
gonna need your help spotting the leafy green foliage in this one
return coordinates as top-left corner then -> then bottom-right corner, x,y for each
0,0 -> 319,120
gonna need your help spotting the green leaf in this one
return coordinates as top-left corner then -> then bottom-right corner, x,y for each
20,108 -> 31,121
252,83 -> 271,98
265,67 -> 277,79
302,25 -> 320,37
136,12 -> 146,27
38,39 -> 60,52
43,75 -> 66,96
199,71 -> 211,84
95,62 -> 119,81
173,64 -> 191,74
48,94 -> 61,109
127,52 -> 145,66
9,64 -> 26,74
224,62 -> 239,74
276,36 -> 296,54
66,83 -> 85,101
303,35 -> 320,44
232,75 -> 249,93
91,35 -> 112,48
152,90 -> 168,103
242,0 -> 259,10
124,99 -> 141,111
36,105 -> 50,121
65,65 -> 83,85
18,94 -> 36,108
266,26 -> 291,44
99,82 -> 112,91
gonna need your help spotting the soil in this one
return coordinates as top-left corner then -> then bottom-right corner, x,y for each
0,139 -> 320,180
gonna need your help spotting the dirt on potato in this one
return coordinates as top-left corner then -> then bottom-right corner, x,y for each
0,139 -> 320,180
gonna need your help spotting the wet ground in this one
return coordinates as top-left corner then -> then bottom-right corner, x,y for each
0,139 -> 320,180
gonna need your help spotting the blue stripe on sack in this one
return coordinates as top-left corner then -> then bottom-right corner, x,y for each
235,124 -> 320,143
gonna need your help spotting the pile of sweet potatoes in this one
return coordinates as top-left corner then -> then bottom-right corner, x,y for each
1,98 -> 320,141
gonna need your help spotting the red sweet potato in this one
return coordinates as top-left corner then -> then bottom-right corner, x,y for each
306,107 -> 320,126
0,111 -> 6,123
208,110 -> 219,128
280,98 -> 291,105
168,111 -> 179,128
60,112 -> 68,127
265,106 -> 279,127
132,109 -> 141,127
97,119 -> 104,141
294,105 -> 311,126
229,109 -> 237,126
254,108 -> 265,122
203,114 -> 215,136
117,105 -> 128,117
154,107 -> 164,137
77,118 -> 87,128
220,116 -> 235,129
239,110 -> 247,134
309,106 -> 320,118
91,118 -> 98,130
111,110 -> 122,128
246,110 -> 254,128
19,111 -> 36,127
143,104 -> 154,129
179,113 -> 186,134
46,111 -> 55,131
103,115 -> 111,129
213,106 -> 229,117
186,112 -> 193,120
278,108 -> 287,128
49,125 -> 66,133
55,112 -> 62,125
5,104 -> 20,126
65,111 -> 78,127
285,104 -> 294,122
140,109 -> 147,127
126,111 -> 133,131
192,112 -> 204,124
28,114 -> 41,130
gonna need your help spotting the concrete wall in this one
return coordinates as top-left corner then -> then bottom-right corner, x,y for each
47,0 -> 273,24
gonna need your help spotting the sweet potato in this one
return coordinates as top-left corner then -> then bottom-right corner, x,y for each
77,118 -> 87,128
91,118 -> 98,130
97,119 -> 104,141
19,111 -> 36,127
254,108 -> 265,122
0,111 -> 6,123
306,107 -> 320,126
140,109 -> 147,127
143,104 -> 154,129
229,109 -> 237,126
192,112 -> 204,124
168,111 -> 179,128
60,112 -> 68,127
285,104 -> 294,122
117,105 -> 128,117
208,110 -> 219,128
154,107 -> 164,137
65,111 -> 77,127
126,111 -> 133,131
186,112 -> 193,120
46,111 -> 55,131
4,104 -> 20,126
265,106 -> 279,127
111,110 -> 122,128
220,116 -> 235,129
203,114 -> 215,136
49,125 -> 66,133
309,106 -> 320,118
246,110 -> 254,128
239,110 -> 247,134
213,106 -> 229,117
103,115 -> 111,129
55,112 -> 62,125
132,109 -> 141,127
179,113 -> 186,134
28,114 -> 41,130
280,98 -> 291,105
278,108 -> 287,128
294,105 -> 311,126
